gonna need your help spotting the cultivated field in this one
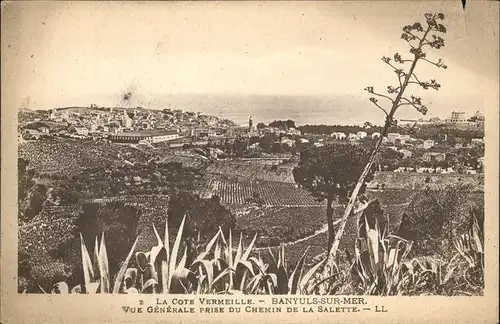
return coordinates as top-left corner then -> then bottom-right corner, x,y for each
205,160 -> 296,183
198,174 -> 323,206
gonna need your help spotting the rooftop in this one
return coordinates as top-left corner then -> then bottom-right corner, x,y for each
111,130 -> 178,137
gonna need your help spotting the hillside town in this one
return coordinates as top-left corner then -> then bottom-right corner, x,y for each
19,107 -> 485,176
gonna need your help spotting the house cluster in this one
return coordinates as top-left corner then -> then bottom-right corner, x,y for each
20,106 -> 242,144
398,110 -> 485,128
330,131 -> 374,142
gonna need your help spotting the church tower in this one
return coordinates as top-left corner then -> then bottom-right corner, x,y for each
248,115 -> 253,132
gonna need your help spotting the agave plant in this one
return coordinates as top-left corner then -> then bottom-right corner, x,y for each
351,213 -> 413,296
244,244 -> 328,295
119,215 -> 200,294
46,205 -> 483,296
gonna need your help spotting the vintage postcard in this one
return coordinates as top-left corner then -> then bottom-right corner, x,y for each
1,1 -> 498,323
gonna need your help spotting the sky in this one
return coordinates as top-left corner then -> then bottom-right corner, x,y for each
2,1 -> 499,124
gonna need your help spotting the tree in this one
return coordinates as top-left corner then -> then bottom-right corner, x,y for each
259,133 -> 279,151
256,122 -> 266,129
397,184 -> 482,257
232,136 -> 247,157
293,144 -> 372,251
167,192 -> 236,261
327,13 -> 448,268
269,119 -> 296,129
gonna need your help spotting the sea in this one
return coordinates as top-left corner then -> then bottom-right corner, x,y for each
139,93 -> 430,126
56,92 -> 480,126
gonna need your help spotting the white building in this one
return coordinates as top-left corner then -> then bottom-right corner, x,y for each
423,139 -> 434,149
287,128 -> 302,136
109,131 -> 180,144
357,131 -> 367,139
330,132 -> 347,140
449,111 -> 466,123
122,117 -> 132,128
281,137 -> 296,147
387,133 -> 401,143
348,133 -> 359,140
74,127 -> 89,136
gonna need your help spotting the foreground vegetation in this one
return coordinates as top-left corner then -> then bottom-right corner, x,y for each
21,188 -> 483,296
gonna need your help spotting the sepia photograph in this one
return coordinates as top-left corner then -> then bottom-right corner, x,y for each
2,1 -> 498,323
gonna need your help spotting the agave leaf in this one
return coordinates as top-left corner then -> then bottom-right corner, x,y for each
234,233 -> 243,265
235,261 -> 254,291
93,236 -> 100,280
37,284 -> 47,294
192,260 -> 214,291
98,233 -> 110,293
170,268 -> 197,294
282,246 -> 287,272
300,258 -> 326,294
443,265 -> 457,285
365,214 -> 379,274
160,260 -> 168,294
79,234 -> 95,287
471,214 -> 483,253
287,246 -> 309,295
152,223 -> 163,247
144,263 -> 158,283
196,268 -> 205,294
112,236 -> 139,293
236,260 -> 255,277
311,272 -> 341,293
52,282 -> 69,294
142,278 -> 158,293
241,233 -> 257,262
124,268 -> 138,289
219,226 -> 228,247
249,256 -> 267,274
275,262 -> 288,294
177,246 -> 188,271
386,248 -> 397,270
267,247 -> 278,273
247,274 -> 262,294
401,240 -> 413,261
213,257 -> 230,271
86,282 -> 100,294
391,241 -> 405,277
149,245 -> 164,265
168,215 -> 186,291
164,216 -> 170,272
239,269 -> 248,291
195,229 -> 221,262
264,273 -> 278,288
71,285 -> 82,294
228,229 -> 234,289
214,237 -> 222,261
228,229 -> 234,266
125,287 -> 139,294
135,252 -> 148,272
212,267 -> 232,288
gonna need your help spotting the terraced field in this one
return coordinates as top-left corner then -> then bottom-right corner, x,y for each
18,138 -> 154,177
205,160 -> 296,183
198,174 -> 323,206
